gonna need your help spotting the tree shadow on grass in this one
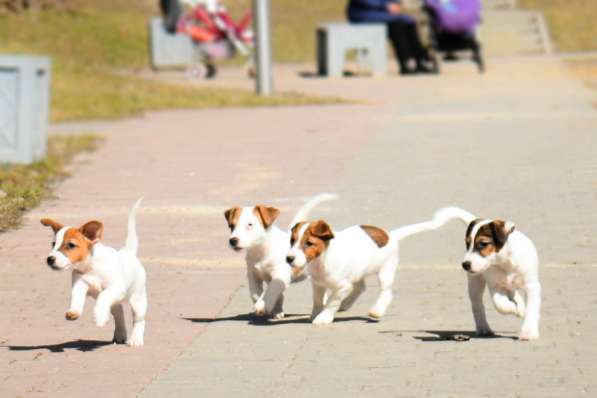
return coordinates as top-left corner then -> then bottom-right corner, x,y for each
5,339 -> 115,353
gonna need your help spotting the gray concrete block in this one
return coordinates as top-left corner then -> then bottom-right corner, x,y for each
317,23 -> 387,78
0,55 -> 51,164
149,17 -> 194,69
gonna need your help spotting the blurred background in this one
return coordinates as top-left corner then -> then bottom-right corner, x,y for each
0,0 -> 595,123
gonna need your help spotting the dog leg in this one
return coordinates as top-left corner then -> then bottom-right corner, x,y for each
263,278 -> 287,318
248,271 -> 265,315
313,282 -> 353,325
111,303 -> 127,344
519,281 -> 541,341
489,287 -> 518,316
468,274 -> 494,337
369,260 -> 397,320
94,285 -> 126,328
128,289 -> 147,347
310,283 -> 327,321
66,276 -> 88,321
272,294 -> 285,320
339,280 -> 366,312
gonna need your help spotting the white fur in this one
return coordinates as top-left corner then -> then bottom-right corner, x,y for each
440,206 -> 541,341
46,198 -> 147,346
228,193 -> 336,318
287,209 -> 460,325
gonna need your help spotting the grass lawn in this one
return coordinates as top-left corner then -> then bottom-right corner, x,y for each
518,0 -> 597,52
0,134 -> 102,232
0,1 -> 338,122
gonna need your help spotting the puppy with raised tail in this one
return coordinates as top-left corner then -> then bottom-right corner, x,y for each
225,193 -> 336,319
41,198 -> 147,347
286,209 -> 459,325
436,207 -> 541,341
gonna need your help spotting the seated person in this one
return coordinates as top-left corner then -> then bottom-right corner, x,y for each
347,0 -> 433,75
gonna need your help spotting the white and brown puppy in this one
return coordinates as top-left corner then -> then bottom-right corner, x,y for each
286,210 -> 458,325
41,198 -> 147,347
225,193 -> 336,319
439,207 -> 541,341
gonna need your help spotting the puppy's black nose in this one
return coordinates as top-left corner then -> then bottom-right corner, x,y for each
229,237 -> 239,247
462,261 -> 471,271
286,255 -> 295,264
47,256 -> 56,266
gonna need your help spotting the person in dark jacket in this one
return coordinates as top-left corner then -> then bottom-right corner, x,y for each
347,0 -> 432,75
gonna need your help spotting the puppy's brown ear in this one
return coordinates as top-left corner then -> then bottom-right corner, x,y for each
224,207 -> 241,228
492,220 -> 515,247
311,220 -> 334,241
254,205 -> 280,229
41,218 -> 63,234
80,220 -> 103,244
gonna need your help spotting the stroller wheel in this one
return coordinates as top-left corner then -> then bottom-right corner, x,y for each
205,63 -> 217,79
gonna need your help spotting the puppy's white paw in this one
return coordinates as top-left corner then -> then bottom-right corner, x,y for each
127,334 -> 144,347
272,312 -> 285,320
65,310 -> 80,321
368,310 -> 383,320
94,308 -> 110,328
254,300 -> 266,316
312,311 -> 334,325
519,328 -> 539,341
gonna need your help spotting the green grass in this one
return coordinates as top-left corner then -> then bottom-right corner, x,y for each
0,134 -> 102,232
519,0 -> 597,52
0,2 -> 339,122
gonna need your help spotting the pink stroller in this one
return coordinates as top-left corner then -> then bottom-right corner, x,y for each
161,0 -> 254,78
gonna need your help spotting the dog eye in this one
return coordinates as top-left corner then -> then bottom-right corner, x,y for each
305,241 -> 314,247
67,242 -> 77,249
247,223 -> 253,228
51,242 -> 56,248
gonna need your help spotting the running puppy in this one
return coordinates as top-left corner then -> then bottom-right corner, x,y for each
286,209 -> 458,325
41,198 -> 147,346
439,207 -> 541,341
225,193 -> 336,319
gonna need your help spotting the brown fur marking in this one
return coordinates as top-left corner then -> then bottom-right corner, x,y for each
253,205 -> 280,229
473,220 -> 513,257
299,220 -> 334,262
224,206 -> 242,230
41,218 -> 64,234
360,225 -> 389,248
59,228 -> 93,264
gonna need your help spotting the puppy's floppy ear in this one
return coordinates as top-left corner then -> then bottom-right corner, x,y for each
40,218 -> 63,234
492,220 -> 515,247
253,205 -> 280,229
80,220 -> 103,244
311,220 -> 334,241
224,206 -> 241,227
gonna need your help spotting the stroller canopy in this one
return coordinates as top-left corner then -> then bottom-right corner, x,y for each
425,0 -> 482,33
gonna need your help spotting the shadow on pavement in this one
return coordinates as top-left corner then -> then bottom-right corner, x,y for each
5,339 -> 115,353
183,314 -> 374,326
412,330 -> 517,342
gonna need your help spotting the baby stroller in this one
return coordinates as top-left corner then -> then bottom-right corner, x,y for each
422,0 -> 484,73
160,0 -> 254,78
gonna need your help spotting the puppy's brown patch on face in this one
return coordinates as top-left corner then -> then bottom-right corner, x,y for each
290,222 -> 306,246
224,207 -> 242,230
465,218 -> 483,249
360,225 -> 389,248
253,205 -> 280,229
300,220 -> 334,262
473,221 -> 512,257
59,228 -> 93,264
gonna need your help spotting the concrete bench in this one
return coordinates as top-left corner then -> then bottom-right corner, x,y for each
149,17 -> 194,69
0,55 -> 51,164
317,23 -> 387,77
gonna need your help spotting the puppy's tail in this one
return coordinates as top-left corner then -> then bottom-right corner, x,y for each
389,206 -> 475,242
288,193 -> 337,230
124,197 -> 143,256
